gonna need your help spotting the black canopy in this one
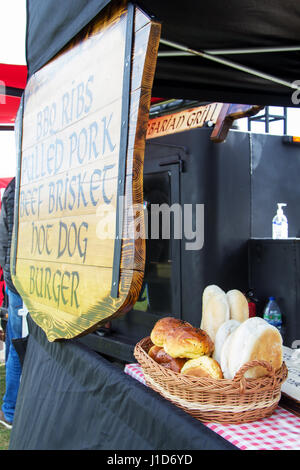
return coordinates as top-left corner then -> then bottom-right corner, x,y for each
26,0 -> 300,107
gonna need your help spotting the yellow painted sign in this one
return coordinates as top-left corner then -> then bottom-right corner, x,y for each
12,2 -> 161,341
146,103 -> 223,139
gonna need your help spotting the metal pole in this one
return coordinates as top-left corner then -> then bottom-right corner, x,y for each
204,45 -> 300,55
283,107 -> 287,135
265,107 -> 269,133
158,45 -> 300,57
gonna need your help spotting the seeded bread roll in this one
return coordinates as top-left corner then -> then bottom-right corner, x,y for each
213,319 -> 240,365
226,317 -> 283,379
150,317 -> 191,347
148,345 -> 187,373
226,289 -> 249,323
201,289 -> 230,343
181,355 -> 223,379
164,325 -> 214,359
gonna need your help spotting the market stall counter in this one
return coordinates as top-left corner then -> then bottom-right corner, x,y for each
9,316 -> 236,450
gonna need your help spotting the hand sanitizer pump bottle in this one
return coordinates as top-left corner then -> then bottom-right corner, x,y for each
272,203 -> 288,239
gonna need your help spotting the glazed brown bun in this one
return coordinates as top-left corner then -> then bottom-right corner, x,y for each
148,345 -> 162,360
150,317 -> 191,347
164,325 -> 214,359
181,355 -> 223,379
148,345 -> 187,373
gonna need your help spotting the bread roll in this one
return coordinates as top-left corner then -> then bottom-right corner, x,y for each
148,345 -> 162,360
201,285 -> 225,321
201,289 -> 230,343
227,317 -> 283,379
226,289 -> 249,323
220,327 -> 240,379
150,317 -> 191,347
148,345 -> 187,373
164,325 -> 214,359
181,355 -> 223,379
213,319 -> 240,365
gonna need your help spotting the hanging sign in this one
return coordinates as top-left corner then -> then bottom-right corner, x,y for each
147,102 -> 263,142
146,103 -> 223,139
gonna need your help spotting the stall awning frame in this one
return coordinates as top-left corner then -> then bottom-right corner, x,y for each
159,38 -> 300,93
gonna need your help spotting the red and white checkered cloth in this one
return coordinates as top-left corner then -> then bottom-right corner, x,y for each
124,363 -> 300,450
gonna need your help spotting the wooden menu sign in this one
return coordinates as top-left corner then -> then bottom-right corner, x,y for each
12,1 -> 161,341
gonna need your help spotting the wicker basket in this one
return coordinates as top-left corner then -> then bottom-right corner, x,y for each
134,337 -> 288,424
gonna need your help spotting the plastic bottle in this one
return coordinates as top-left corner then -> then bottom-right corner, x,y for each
263,297 -> 282,332
272,203 -> 288,239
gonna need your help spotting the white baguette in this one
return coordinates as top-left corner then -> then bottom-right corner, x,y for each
226,289 -> 249,323
201,290 -> 230,343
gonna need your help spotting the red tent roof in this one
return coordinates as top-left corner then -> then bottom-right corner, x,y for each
0,63 -> 163,125
0,177 -> 13,189
0,95 -> 23,125
0,63 -> 27,89
0,64 -> 27,125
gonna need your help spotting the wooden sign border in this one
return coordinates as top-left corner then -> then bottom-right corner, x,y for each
111,2 -> 135,298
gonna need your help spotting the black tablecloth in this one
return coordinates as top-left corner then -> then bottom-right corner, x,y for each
9,316 -> 237,450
